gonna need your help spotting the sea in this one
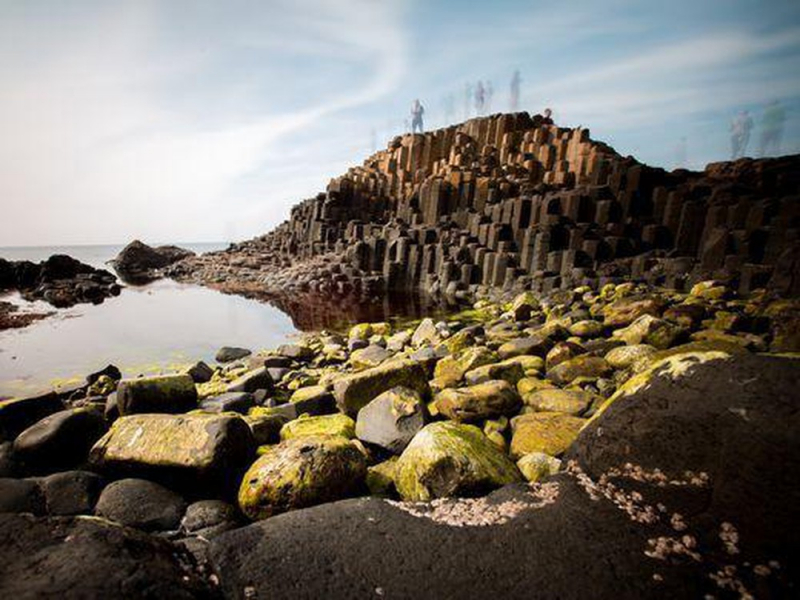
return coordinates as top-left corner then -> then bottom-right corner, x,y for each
0,243 -> 303,397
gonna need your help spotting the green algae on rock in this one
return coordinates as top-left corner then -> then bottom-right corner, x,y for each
333,359 -> 430,417
279,413 -> 355,441
238,435 -> 368,520
509,412 -> 586,458
394,421 -> 522,501
116,374 -> 198,416
436,380 -> 522,423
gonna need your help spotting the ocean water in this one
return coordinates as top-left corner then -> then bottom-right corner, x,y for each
0,243 -> 302,397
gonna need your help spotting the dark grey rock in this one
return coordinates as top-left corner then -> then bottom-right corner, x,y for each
13,408 -> 107,473
199,392 -> 254,414
0,513 -> 212,599
355,387 -> 426,454
39,470 -> 104,516
0,478 -> 44,514
225,367 -> 272,394
0,392 -> 64,442
215,346 -> 252,363
95,478 -> 186,532
181,500 -> 240,538
276,343 -> 315,361
186,361 -> 214,383
116,374 -> 198,415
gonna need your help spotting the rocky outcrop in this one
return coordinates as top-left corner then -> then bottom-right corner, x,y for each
169,113 -> 800,305
0,254 -> 120,322
111,239 -> 194,283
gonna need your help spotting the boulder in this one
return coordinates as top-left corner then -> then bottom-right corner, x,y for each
215,346 -> 252,363
116,374 -> 197,416
522,389 -> 595,416
225,367 -> 272,394
546,356 -> 612,386
350,345 -> 392,369
510,412 -> 585,458
89,413 -> 254,492
497,336 -> 552,360
365,457 -> 399,496
238,435 -> 367,520
180,499 -> 240,538
612,314 -> 683,349
0,478 -> 44,514
395,421 -> 522,501
602,296 -> 664,327
333,360 -> 430,417
433,347 -> 497,389
568,320 -> 605,338
39,470 -> 104,516
95,478 -> 186,531
198,392 -> 254,414
244,413 -> 287,446
436,380 -> 522,423
12,408 -> 107,473
411,318 -> 441,347
111,240 -> 193,283
604,344 -> 656,369
355,387 -> 426,454
185,361 -> 214,383
276,343 -> 315,361
0,392 -> 64,442
279,413 -> 356,441
516,452 -> 561,482
464,360 -> 525,386
0,513 -> 212,598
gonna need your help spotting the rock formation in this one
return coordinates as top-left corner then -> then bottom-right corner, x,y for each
111,240 -> 194,283
171,112 -> 800,303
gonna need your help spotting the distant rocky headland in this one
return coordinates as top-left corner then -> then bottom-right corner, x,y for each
1,112 -> 799,598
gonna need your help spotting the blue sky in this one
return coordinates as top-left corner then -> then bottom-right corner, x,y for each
1,0 -> 799,246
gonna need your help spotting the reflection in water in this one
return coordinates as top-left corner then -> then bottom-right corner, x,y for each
0,278 -> 464,398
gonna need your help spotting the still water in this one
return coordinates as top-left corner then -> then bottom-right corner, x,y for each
0,244 -> 457,397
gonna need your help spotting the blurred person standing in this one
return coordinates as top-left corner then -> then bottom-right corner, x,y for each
475,81 -> 485,115
759,100 -> 786,157
411,99 -> 425,134
730,110 -> 753,159
510,70 -> 521,111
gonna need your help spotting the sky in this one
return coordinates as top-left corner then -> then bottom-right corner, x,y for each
1,0 -> 799,246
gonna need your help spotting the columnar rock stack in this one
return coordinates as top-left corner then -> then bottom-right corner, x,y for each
173,112 -> 800,298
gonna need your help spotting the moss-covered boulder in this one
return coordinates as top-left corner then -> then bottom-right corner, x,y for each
546,356 -> 612,386
116,374 -> 197,416
280,414 -> 355,441
238,435 -> 367,520
90,413 -> 254,490
522,389 -> 595,416
411,318 -> 441,347
333,360 -> 429,417
509,412 -> 585,458
516,452 -> 561,482
355,387 -> 425,454
568,320 -> 604,338
225,367 -> 272,394
517,377 -> 556,395
350,345 -> 392,370
602,297 -> 663,327
432,347 -> 496,389
611,315 -> 683,349
464,360 -> 525,386
500,355 -> 545,376
604,344 -> 656,369
496,336 -> 552,360
436,380 -> 522,423
395,421 -> 522,501
366,457 -> 399,496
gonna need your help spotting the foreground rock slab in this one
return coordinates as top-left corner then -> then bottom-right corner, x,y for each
0,513 -> 212,599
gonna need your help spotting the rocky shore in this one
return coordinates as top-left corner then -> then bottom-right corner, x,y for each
0,254 -> 121,330
1,278 -> 799,598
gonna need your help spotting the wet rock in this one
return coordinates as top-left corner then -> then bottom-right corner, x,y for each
279,413 -> 356,441
510,412 -> 585,458
436,380 -> 522,423
90,413 -> 254,492
181,499 -> 240,538
116,374 -> 198,416
13,408 -> 107,473
395,421 -> 522,501
546,356 -> 612,386
497,335 -> 552,360
0,392 -> 64,442
238,435 -> 367,520
198,392 -> 254,414
39,470 -> 104,516
355,387 -> 426,453
215,346 -> 252,364
225,367 -> 272,394
95,478 -> 186,531
333,359 -> 430,417
185,361 -> 214,383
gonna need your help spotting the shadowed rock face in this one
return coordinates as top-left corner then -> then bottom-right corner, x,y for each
111,240 -> 194,284
169,112 -> 800,303
208,353 -> 799,600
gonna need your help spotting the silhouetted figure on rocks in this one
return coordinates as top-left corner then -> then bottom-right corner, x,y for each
411,99 -> 425,134
730,110 -> 754,159
510,70 -> 521,111
542,108 -> 554,125
759,100 -> 786,157
475,81 -> 486,115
